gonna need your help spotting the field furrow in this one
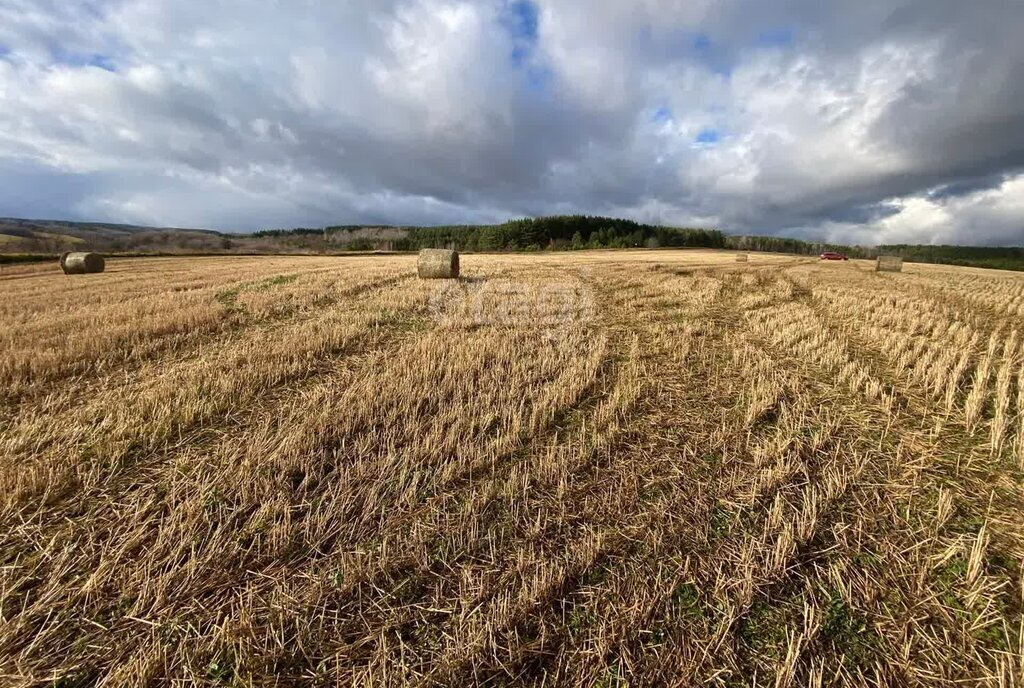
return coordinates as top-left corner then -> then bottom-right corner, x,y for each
1,252 -> 1021,687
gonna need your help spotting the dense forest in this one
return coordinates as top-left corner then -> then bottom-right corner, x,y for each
385,216 -> 727,251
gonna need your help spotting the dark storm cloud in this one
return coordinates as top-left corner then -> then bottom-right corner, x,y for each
927,173 -> 1013,202
0,0 -> 1022,243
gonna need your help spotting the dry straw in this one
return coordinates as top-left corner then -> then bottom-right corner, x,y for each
60,252 -> 105,274
4,251 -> 1023,686
418,248 -> 460,279
735,253 -> 749,263
876,255 -> 903,272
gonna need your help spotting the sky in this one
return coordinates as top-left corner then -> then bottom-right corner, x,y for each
1,0 -> 1023,245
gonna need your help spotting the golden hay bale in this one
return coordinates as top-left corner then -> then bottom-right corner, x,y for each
418,248 -> 460,279
735,253 -> 749,263
60,252 -> 105,275
876,255 -> 903,273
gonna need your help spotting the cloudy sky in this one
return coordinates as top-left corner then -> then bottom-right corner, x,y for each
1,0 -> 1023,245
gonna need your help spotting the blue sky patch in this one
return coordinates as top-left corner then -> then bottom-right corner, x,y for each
502,1 -> 540,71
88,54 -> 117,72
688,33 -> 732,76
50,45 -> 117,72
506,0 -> 539,42
510,44 -> 528,68
652,106 -> 673,123
695,128 -> 720,144
502,1 -> 550,94
524,65 -> 552,94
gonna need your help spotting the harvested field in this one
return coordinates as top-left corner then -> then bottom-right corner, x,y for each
1,251 -> 1022,686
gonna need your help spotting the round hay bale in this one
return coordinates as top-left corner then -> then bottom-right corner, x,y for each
61,252 -> 105,275
735,253 -> 749,263
418,248 -> 459,279
876,255 -> 903,273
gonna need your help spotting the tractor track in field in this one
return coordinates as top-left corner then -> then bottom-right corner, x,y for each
0,270 -> 415,415
2,253 -> 1022,687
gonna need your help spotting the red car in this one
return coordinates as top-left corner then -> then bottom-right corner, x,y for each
820,251 -> 848,261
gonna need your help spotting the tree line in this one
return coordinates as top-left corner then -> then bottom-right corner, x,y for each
390,216 -> 727,251
251,216 -> 1024,271
874,244 -> 1024,272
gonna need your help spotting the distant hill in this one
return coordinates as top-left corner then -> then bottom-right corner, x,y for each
2,215 -> 1022,271
0,218 -> 225,254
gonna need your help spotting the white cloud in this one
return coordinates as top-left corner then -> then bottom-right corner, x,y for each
814,173 -> 1024,246
368,1 -> 514,137
0,0 -> 1021,243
